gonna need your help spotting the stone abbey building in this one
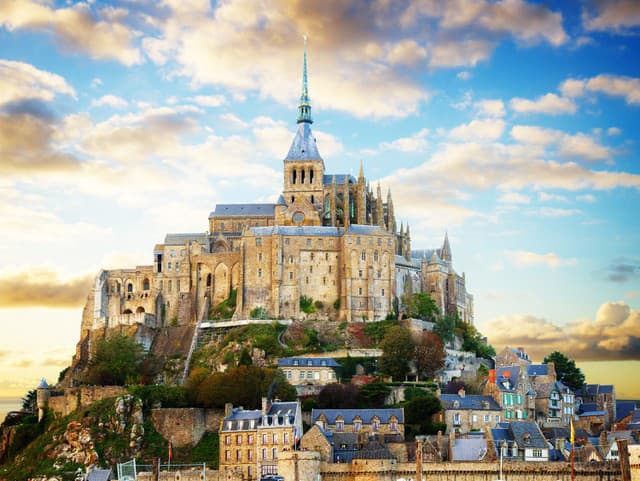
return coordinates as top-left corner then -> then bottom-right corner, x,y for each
80,45 -> 473,339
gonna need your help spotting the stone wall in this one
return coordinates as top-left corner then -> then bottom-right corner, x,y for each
47,386 -> 127,418
150,408 -> 224,447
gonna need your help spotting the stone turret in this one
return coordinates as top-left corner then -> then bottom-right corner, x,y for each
36,378 -> 50,422
442,231 -> 452,264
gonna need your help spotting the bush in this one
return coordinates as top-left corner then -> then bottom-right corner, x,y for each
314,300 -> 324,309
333,298 -> 341,310
250,306 -> 268,319
300,295 -> 315,314
301,397 -> 319,412
128,385 -> 189,410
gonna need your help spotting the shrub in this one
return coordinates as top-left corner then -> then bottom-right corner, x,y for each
314,300 -> 324,309
333,298 -> 341,310
250,306 -> 268,319
300,295 -> 315,314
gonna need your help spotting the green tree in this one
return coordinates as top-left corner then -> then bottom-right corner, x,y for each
238,348 -> 253,366
358,381 -> 391,408
21,389 -> 37,414
413,331 -> 445,380
317,383 -> 360,409
460,323 -> 496,359
83,334 -> 145,385
403,392 -> 442,434
433,314 -> 457,346
407,292 -> 438,321
543,351 -> 586,392
378,325 -> 414,381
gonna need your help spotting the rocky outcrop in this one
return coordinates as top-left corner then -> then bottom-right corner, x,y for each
51,421 -> 99,469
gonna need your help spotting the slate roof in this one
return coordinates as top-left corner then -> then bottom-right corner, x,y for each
312,408 -> 404,424
508,347 -> 531,362
528,364 -> 548,376
536,381 -> 572,399
221,401 -> 299,431
85,470 -> 114,481
395,255 -> 420,269
542,427 -> 570,442
211,203 -> 276,217
278,357 -> 340,368
496,366 -> 519,392
440,394 -> 501,410
164,233 -> 209,245
451,438 -> 488,461
250,225 -> 344,237
285,122 -> 322,160
579,410 -> 607,417
346,224 -> 388,235
579,403 -> 598,414
323,174 -> 356,185
579,384 -> 614,398
352,436 -> 395,460
616,401 -> 637,422
510,421 -> 548,449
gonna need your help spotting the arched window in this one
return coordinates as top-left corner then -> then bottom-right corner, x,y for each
206,273 -> 212,287
143,278 -> 150,290
311,194 -> 314,204
361,250 -> 366,261
292,169 -> 297,184
136,306 -> 145,313
127,283 -> 133,293
123,309 -> 133,314
301,169 -> 305,184
309,169 -> 314,183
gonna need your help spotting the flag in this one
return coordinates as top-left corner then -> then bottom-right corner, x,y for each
169,438 -> 173,462
570,418 -> 575,445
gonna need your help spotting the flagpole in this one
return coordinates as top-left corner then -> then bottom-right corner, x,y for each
570,419 -> 575,481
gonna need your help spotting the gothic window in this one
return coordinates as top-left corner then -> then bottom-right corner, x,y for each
374,251 -> 378,262
291,196 -> 295,203
361,250 -> 366,261
258,252 -> 263,262
301,169 -> 305,184
329,265 -> 332,273
206,273 -> 212,287
177,280 -> 180,292
309,266 -> 313,273
358,270 -> 362,278
256,237 -> 262,246
289,256 -> 293,263
381,288 -> 385,297
127,283 -> 133,293
168,280 -> 172,292
311,195 -> 314,203
358,287 -> 362,295
143,278 -> 150,290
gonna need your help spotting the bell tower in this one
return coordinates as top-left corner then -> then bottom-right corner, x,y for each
282,37 -> 325,215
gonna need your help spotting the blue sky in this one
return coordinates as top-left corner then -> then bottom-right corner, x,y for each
0,0 -> 639,400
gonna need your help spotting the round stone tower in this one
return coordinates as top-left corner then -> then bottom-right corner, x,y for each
36,378 -> 50,422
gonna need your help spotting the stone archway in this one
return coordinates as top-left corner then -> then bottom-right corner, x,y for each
213,263 -> 229,305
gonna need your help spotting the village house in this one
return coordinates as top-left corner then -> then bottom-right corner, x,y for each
311,408 -> 405,439
436,389 -> 502,435
490,421 -> 550,462
219,398 -> 302,480
576,384 -> 617,431
277,357 -> 340,387
534,381 -> 575,428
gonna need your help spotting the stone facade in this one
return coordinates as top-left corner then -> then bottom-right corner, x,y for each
311,409 -> 405,439
278,357 -> 339,387
436,391 -> 502,434
150,408 -> 223,447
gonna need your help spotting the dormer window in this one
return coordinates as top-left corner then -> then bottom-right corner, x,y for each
453,400 -> 460,408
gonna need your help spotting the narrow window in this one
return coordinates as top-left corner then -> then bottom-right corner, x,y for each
311,194 -> 315,203
301,169 -> 305,184
258,268 -> 262,278
292,169 -> 297,184
310,168 -> 314,183
177,279 -> 180,292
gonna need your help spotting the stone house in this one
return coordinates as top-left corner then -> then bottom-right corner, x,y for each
484,367 -> 536,421
277,357 -> 339,387
436,390 -> 502,434
534,381 -> 575,428
490,421 -> 550,462
219,398 -> 302,480
577,384 -> 617,431
311,408 -> 404,439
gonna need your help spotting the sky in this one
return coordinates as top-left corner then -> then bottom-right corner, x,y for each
0,0 -> 639,406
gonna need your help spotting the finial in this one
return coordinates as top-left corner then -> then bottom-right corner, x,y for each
359,159 -> 364,179
297,36 -> 313,124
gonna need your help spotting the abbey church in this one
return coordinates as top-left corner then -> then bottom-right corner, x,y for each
80,46 -> 473,339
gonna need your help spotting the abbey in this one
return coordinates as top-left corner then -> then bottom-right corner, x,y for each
80,46 -> 473,338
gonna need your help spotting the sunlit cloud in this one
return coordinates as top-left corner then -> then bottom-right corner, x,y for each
505,250 -> 577,268
582,0 -> 640,33
510,93 -> 577,115
0,270 -> 92,308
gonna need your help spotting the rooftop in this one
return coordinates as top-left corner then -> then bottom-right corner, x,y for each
440,394 -> 501,410
312,408 -> 404,425
278,357 -> 340,368
211,203 -> 276,217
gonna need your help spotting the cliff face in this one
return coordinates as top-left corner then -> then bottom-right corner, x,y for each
0,424 -> 17,465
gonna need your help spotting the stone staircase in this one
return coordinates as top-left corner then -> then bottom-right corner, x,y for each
180,296 -> 209,385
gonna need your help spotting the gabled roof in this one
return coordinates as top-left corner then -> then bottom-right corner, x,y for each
440,394 -> 501,410
510,421 -> 548,449
250,225 -> 344,237
323,174 -> 356,185
164,233 -> 209,245
278,357 -> 340,368
211,203 -> 276,217
528,364 -> 548,376
353,436 -> 395,460
579,403 -> 598,414
616,400 -> 637,422
222,401 -> 299,431
579,410 -> 607,417
312,408 -> 404,425
451,438 -> 488,461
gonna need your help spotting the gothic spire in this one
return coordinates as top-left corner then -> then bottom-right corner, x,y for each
297,36 -> 313,124
442,231 -> 452,263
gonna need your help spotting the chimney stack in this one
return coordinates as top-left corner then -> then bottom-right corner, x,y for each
225,402 -> 233,418
489,369 -> 497,384
458,388 -> 466,398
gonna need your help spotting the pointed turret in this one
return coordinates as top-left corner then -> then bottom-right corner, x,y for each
358,160 -> 364,180
386,187 -> 396,233
442,231 -> 452,264
297,35 -> 313,125
376,182 -> 384,228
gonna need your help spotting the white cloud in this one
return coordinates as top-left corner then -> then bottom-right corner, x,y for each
91,94 -> 128,109
386,39 -> 427,65
0,1 -> 142,65
577,193 -> 596,203
510,93 -> 577,115
583,0 -> 640,33
219,113 -> 248,129
607,127 -> 621,136
538,192 -> 567,202
380,128 -> 429,153
560,75 -> 640,105
475,99 -> 506,118
457,71 -> 471,81
0,60 -> 76,106
449,118 -> 505,141
429,39 -> 494,68
536,207 -> 582,217
91,77 -> 103,88
506,250 -> 577,268
498,192 -> 530,204
190,95 -> 227,108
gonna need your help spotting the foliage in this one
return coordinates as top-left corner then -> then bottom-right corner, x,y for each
21,389 -> 37,414
57,366 -> 69,384
336,356 -> 377,380
543,351 -> 586,392
190,433 -> 219,467
301,397 -> 319,412
299,295 -> 315,314
238,348 -> 253,366
210,289 -> 237,319
314,300 -> 324,309
333,298 -> 341,310
406,292 -> 438,321
358,381 -> 391,408
413,332 -> 445,380
82,333 -> 146,385
460,322 -> 496,359
249,306 -> 268,320
433,314 -> 458,346
363,319 -> 399,344
128,385 -> 189,410
317,383 -> 360,409
402,389 -> 442,435
378,325 -> 414,381
191,366 -> 295,409
222,322 -> 286,357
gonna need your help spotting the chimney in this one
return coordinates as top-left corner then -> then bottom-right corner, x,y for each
225,403 -> 233,418
489,369 -> 497,384
504,370 -> 511,379
261,396 -> 270,415
458,388 -> 466,398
